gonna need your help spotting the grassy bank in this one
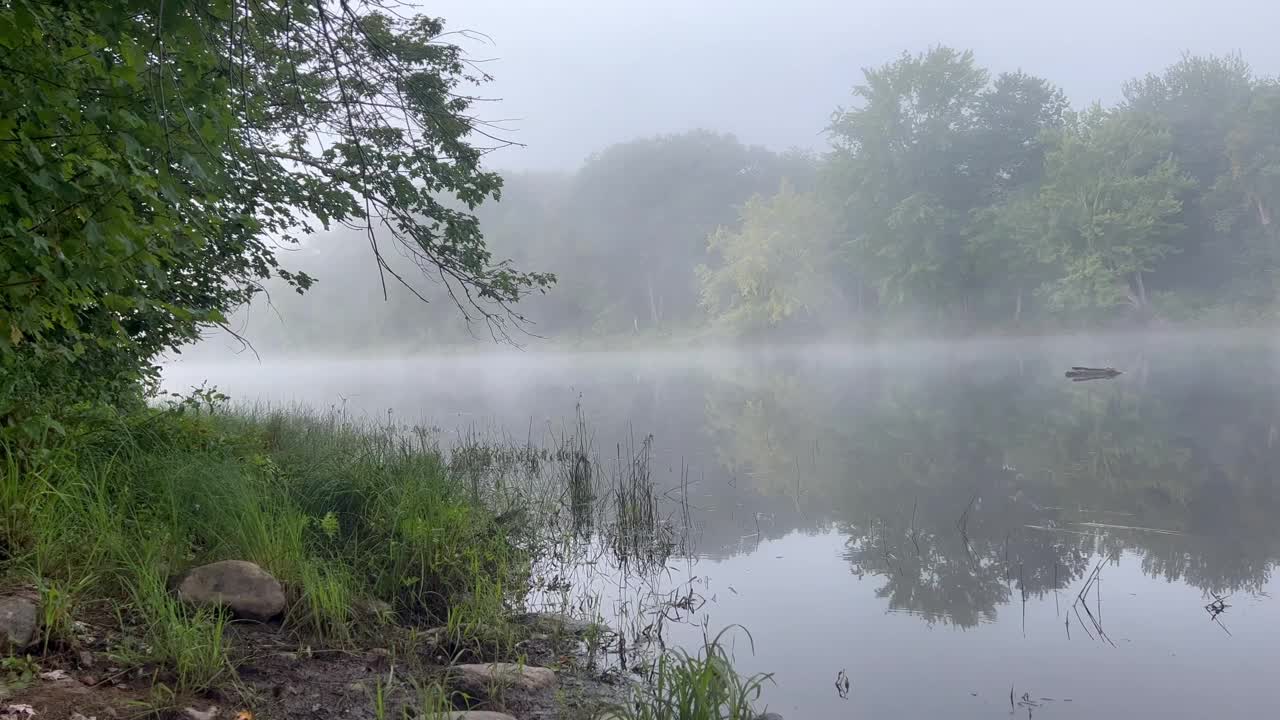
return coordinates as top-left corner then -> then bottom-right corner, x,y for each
1,400 -> 528,699
0,399 -> 778,720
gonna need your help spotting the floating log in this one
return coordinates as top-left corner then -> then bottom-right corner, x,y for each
1065,366 -> 1122,381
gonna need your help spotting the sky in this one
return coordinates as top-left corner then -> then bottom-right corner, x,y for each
423,0 -> 1280,171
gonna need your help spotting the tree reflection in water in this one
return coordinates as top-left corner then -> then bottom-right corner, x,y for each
698,338 -> 1280,627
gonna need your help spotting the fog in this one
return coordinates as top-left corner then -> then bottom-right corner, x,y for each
159,0 -> 1280,361
153,6 -> 1280,717
162,5 -> 1280,710
428,0 -> 1280,170
167,331 -> 1280,719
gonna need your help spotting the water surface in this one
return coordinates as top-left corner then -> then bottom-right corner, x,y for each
165,332 -> 1280,719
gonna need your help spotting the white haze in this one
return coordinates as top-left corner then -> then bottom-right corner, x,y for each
426,0 -> 1280,170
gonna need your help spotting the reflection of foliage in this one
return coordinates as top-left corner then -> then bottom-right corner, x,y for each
702,341 -> 1280,626
844,528 -> 1009,628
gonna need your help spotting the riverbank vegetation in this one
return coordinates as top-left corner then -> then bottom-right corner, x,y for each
2,402 -> 524,691
0,0 -> 587,715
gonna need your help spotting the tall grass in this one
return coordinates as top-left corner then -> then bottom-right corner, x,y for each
609,433 -> 679,573
0,397 -> 766,716
0,401 -> 529,692
613,627 -> 773,720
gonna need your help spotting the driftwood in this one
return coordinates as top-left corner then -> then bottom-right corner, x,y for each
1065,366 -> 1122,382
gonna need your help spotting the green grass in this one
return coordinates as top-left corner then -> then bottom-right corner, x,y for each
1,398 -> 777,718
613,627 -> 774,720
0,400 -> 530,693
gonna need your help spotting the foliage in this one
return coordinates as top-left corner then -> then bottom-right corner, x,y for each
0,403 -> 528,691
826,47 -> 990,310
697,184 -> 841,333
1026,107 -> 1191,315
222,132 -> 818,346
816,47 -> 1275,330
556,132 -> 815,333
613,627 -> 772,720
0,0 -> 550,441
824,47 -> 1068,319
1210,81 -> 1280,303
210,47 -> 1280,350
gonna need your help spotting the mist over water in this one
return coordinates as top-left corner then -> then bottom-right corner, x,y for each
165,330 -> 1280,719
15,0 -> 1280,716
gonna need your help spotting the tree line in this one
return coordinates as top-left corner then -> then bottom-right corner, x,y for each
246,47 -> 1280,348
702,48 -> 1280,335
711,49 -> 1280,334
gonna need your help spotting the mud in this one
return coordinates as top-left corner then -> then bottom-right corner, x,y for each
3,615 -> 628,720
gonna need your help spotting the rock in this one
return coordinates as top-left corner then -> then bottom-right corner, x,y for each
183,706 -> 219,720
758,714 -> 785,720
0,595 -> 38,651
442,714 -> 518,720
176,560 -> 286,621
450,663 -> 557,698
79,649 -> 96,668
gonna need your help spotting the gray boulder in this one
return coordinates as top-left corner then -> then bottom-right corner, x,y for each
450,662 -> 557,699
0,595 -> 38,651
176,560 -> 286,621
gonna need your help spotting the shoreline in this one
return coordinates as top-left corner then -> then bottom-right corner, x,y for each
167,323 -> 1280,369
0,408 -> 656,720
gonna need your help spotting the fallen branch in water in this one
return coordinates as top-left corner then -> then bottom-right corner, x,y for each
1065,367 -> 1122,381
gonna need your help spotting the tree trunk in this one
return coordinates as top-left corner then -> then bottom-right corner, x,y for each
1126,272 -> 1149,310
647,276 -> 660,328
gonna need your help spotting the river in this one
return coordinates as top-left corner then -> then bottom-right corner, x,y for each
164,330 -> 1280,719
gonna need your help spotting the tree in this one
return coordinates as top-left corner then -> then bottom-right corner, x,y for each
967,72 -> 1069,320
561,131 -> 815,334
972,71 -> 1070,200
827,48 -> 1066,322
827,47 -> 990,313
1122,54 -> 1255,293
0,0 -> 550,436
1032,107 -> 1191,315
1123,54 -> 1254,192
1222,81 -> 1280,238
1207,81 -> 1280,306
969,192 -> 1052,323
697,184 -> 842,334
